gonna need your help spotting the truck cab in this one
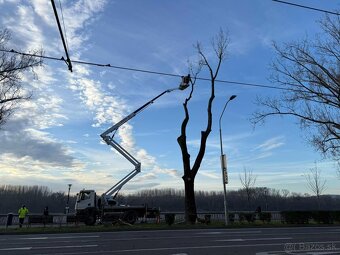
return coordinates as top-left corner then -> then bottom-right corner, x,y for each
75,190 -> 98,225
75,190 -> 96,210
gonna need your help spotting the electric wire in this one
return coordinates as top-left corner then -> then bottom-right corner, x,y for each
1,48 -> 299,92
272,0 -> 339,16
58,0 -> 70,52
51,0 -> 72,72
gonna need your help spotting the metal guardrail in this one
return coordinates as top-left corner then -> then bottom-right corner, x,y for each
0,213 -> 69,228
0,211 -> 283,227
163,211 -> 283,222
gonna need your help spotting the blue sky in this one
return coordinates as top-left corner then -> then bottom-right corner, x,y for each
0,0 -> 339,196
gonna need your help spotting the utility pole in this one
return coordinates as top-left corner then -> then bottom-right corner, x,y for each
219,95 -> 237,226
66,184 -> 72,214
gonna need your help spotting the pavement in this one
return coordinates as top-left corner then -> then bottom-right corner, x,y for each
0,226 -> 340,255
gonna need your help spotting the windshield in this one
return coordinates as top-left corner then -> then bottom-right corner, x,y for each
78,191 -> 91,201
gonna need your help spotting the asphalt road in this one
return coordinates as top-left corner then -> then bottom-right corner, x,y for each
0,226 -> 340,255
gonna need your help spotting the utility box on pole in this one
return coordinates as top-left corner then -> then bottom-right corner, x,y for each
220,154 -> 228,184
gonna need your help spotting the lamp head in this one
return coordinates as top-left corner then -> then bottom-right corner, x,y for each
229,95 -> 237,101
179,74 -> 191,90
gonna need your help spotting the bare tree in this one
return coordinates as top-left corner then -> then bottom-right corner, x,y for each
281,189 -> 290,198
305,163 -> 327,209
239,167 -> 257,210
177,29 -> 229,224
252,15 -> 339,160
0,28 -> 42,127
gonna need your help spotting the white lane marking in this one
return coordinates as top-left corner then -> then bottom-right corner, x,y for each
30,242 -> 340,255
31,245 -> 98,250
0,244 -> 97,251
54,236 -> 100,239
21,237 -> 48,240
217,238 -> 244,241
98,231 -> 262,242
20,235 -> 99,240
196,230 -> 262,235
94,243 -> 340,254
215,237 -> 292,242
200,231 -> 223,234
0,247 -> 32,251
51,243 -> 303,253
255,252 -> 286,255
309,252 -> 340,255
170,253 -> 188,255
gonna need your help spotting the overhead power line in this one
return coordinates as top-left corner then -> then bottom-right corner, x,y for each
1,48 -> 295,92
51,0 -> 72,72
58,0 -> 70,52
272,0 -> 339,16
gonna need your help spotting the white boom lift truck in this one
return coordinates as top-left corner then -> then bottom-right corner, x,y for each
75,75 -> 190,225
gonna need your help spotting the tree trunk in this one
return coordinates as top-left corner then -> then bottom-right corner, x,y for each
177,30 -> 228,224
183,177 -> 197,224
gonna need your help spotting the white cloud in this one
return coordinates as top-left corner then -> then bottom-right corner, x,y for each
66,63 -> 177,185
60,0 -> 107,51
25,65 -> 57,88
124,182 -> 160,192
199,170 -> 220,179
187,132 -> 253,150
135,172 -> 157,181
248,152 -> 273,161
8,4 -> 44,49
0,63 -> 71,166
31,0 -> 54,26
10,91 -> 66,129
154,166 -> 181,179
0,0 -> 110,187
67,70 -> 135,152
0,123 -> 75,167
0,0 -> 19,4
254,136 -> 285,152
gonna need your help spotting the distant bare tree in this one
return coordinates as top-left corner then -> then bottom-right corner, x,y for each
252,15 -> 339,160
281,189 -> 290,198
178,29 -> 230,224
0,185 -> 74,213
305,163 -> 327,209
239,167 -> 257,210
0,28 -> 42,127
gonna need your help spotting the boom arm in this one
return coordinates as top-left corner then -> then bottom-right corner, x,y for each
100,75 -> 190,201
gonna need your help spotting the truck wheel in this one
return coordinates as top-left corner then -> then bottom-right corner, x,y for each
123,210 -> 138,224
84,214 -> 96,226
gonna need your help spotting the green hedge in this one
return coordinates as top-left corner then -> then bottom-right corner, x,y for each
259,212 -> 272,223
237,212 -> 271,223
164,213 -> 175,226
228,213 -> 235,223
281,211 -> 312,224
312,211 -> 332,224
281,211 -> 340,224
332,211 -> 340,222
238,212 -> 255,223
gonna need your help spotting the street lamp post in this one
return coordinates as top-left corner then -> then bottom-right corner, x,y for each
66,184 -> 72,214
219,95 -> 237,226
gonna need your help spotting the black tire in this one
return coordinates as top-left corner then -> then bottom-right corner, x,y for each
84,214 -> 96,226
123,210 -> 138,224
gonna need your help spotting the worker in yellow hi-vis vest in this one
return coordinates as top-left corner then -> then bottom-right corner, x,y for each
18,205 -> 29,228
